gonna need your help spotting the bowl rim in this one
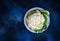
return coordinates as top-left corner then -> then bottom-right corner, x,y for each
24,7 -> 50,33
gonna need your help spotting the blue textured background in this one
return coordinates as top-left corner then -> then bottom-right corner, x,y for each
0,0 -> 60,41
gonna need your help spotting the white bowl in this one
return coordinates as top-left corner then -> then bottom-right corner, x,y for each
24,7 -> 50,33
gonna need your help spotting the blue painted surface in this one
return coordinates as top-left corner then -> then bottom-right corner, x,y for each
0,0 -> 60,41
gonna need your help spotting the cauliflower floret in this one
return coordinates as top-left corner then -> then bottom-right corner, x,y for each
27,10 -> 45,30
